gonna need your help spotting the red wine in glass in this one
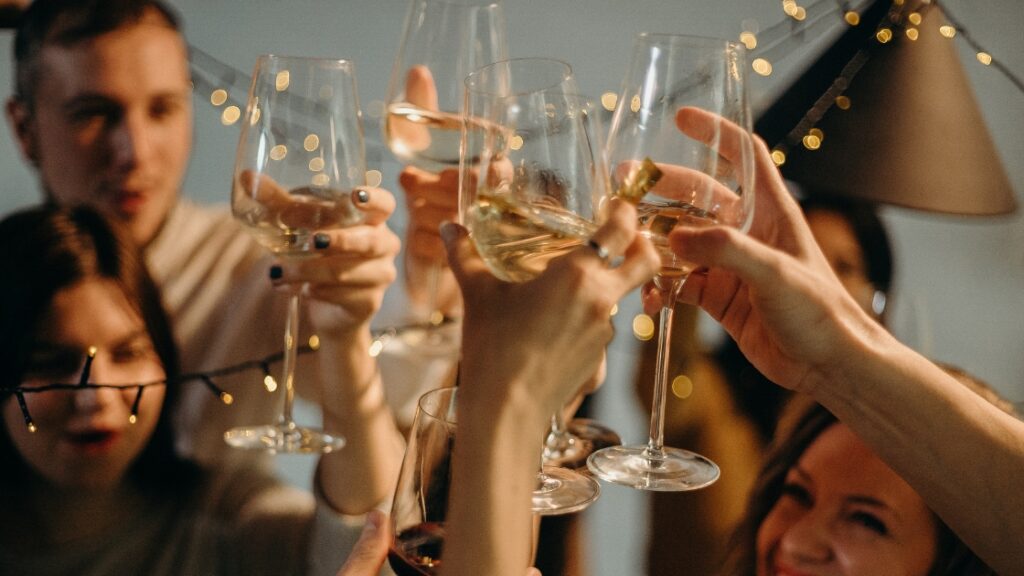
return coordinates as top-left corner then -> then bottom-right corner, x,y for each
387,521 -> 446,576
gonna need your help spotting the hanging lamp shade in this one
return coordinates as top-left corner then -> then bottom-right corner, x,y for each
756,0 -> 1017,215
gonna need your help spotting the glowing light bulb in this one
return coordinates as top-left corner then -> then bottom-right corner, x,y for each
632,314 -> 655,341
601,92 -> 618,111
210,89 -> 228,106
771,149 -> 786,166
264,375 -> 278,392
844,11 -> 860,26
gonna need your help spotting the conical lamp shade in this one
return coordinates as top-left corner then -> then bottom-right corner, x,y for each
756,1 -> 1017,216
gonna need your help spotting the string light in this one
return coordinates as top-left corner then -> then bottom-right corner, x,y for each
79,346 -> 97,387
129,387 -> 144,424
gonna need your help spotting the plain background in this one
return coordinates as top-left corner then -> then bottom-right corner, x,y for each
1,1 -> 1021,574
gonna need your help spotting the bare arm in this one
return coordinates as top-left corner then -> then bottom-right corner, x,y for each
441,200 -> 659,576
661,107 -> 1024,574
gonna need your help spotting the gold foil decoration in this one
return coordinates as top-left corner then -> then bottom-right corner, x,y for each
615,157 -> 662,204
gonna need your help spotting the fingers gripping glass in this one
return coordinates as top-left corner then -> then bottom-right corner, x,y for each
587,34 -> 756,491
226,54 -> 367,453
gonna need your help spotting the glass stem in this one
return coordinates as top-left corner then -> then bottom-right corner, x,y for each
646,275 -> 684,458
545,410 -> 573,457
279,290 -> 301,429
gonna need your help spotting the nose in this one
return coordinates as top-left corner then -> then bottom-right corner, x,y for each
73,357 -> 125,413
777,508 -> 834,565
108,109 -> 154,173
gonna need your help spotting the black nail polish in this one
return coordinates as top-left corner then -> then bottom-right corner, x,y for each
314,233 -> 330,249
354,189 -> 370,204
269,265 -> 283,280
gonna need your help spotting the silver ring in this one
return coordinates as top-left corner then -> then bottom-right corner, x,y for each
586,238 -> 611,266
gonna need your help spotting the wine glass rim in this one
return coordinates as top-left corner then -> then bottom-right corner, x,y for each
417,386 -> 458,425
634,32 -> 744,52
256,53 -> 356,69
464,56 -> 574,97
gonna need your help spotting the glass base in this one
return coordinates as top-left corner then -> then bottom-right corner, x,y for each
543,419 -> 622,470
224,424 -> 346,454
587,444 -> 719,492
532,466 -> 601,516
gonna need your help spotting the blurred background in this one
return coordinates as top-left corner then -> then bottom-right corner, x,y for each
1,1 -> 1021,574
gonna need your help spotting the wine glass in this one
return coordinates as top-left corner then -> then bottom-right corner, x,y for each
462,57 -> 607,514
587,34 -> 756,490
389,386 -> 457,576
384,0 -> 507,354
225,54 -> 367,453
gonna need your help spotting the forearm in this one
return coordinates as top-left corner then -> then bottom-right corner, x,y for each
317,327 -> 404,514
810,325 -> 1024,574
442,385 -> 548,576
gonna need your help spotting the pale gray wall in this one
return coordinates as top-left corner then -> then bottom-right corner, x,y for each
1,2 -> 1021,574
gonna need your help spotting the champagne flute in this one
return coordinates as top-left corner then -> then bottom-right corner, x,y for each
389,386 -> 457,576
587,34 -> 756,490
384,0 -> 507,353
225,54 -> 367,453
462,57 -> 606,514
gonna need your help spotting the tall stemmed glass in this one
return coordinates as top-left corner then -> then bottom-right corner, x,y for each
462,57 -> 607,514
226,55 -> 366,453
384,0 -> 507,353
587,34 -> 756,490
388,386 -> 457,575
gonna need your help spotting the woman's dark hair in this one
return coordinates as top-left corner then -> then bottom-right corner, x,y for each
0,205 -> 197,492
724,394 -> 999,576
12,0 -> 183,108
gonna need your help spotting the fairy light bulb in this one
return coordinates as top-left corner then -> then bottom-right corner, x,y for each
264,374 -> 278,392
771,149 -> 787,166
221,392 -> 234,405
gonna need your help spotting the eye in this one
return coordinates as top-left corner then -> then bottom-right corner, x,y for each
111,339 -> 157,364
23,348 -> 84,382
67,103 -> 122,128
850,511 -> 889,536
150,96 -> 185,121
779,482 -> 812,507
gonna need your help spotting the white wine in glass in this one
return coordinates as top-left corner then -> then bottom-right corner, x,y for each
463,57 -> 607,514
384,0 -> 507,349
225,54 -> 367,453
588,33 -> 756,491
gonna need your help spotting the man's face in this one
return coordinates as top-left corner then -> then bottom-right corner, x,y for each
10,16 -> 193,245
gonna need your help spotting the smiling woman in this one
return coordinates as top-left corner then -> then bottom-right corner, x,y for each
724,394 -> 999,576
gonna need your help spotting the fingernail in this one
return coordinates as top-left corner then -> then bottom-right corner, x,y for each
353,188 -> 370,204
269,265 -> 283,280
314,233 -> 330,249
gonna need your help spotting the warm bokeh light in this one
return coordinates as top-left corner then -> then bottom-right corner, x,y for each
601,92 -> 618,111
940,25 -> 957,38
752,58 -> 773,76
270,145 -> 288,161
908,12 -> 922,25
210,88 -> 228,106
129,414 -> 138,424
264,374 -> 278,392
221,393 -> 234,405
835,95 -> 852,110
876,28 -> 893,43
802,133 -> 822,150
304,134 -> 320,151
782,0 -> 798,17
220,105 -> 240,125
739,31 -> 757,50
633,314 -> 655,341
311,173 -> 330,187
793,6 -> 807,21
977,52 -> 993,65
906,28 -> 919,41
844,11 -> 860,26
671,375 -> 694,399
630,95 -> 642,113
610,303 -> 619,317
509,134 -> 524,150
250,107 -> 261,126
369,339 -> 385,358
308,157 -> 325,172
809,127 -> 824,140
366,170 -> 383,187
308,335 -> 321,350
275,70 -> 290,91
771,149 -> 786,166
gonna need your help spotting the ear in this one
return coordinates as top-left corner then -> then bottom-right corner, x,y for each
6,97 -> 40,167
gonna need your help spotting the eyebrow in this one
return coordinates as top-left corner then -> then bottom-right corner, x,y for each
32,329 -> 152,352
792,465 -> 900,515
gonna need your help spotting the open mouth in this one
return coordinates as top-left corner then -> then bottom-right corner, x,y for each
65,430 -> 119,452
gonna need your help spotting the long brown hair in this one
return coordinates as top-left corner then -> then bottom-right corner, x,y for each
723,394 -> 997,576
0,205 -> 197,491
